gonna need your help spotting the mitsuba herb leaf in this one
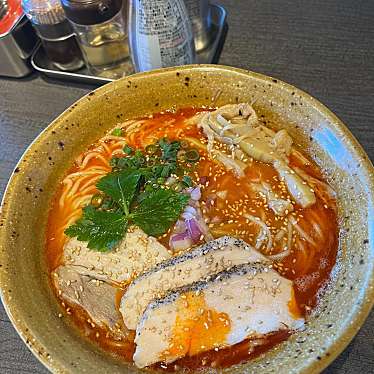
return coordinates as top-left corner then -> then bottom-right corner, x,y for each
65,137 -> 196,252
65,206 -> 127,252
132,189 -> 189,237
96,170 -> 141,214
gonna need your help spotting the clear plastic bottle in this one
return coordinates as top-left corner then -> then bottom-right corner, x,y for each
61,0 -> 133,79
128,0 -> 196,72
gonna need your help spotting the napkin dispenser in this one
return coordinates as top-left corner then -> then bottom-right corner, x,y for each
0,1 -> 39,78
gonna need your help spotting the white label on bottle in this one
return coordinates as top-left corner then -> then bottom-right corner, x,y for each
136,34 -> 162,71
134,0 -> 194,71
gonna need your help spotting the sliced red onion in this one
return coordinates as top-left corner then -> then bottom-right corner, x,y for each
182,205 -> 199,220
169,190 -> 212,251
173,219 -> 187,234
186,218 -> 203,242
185,206 -> 197,214
190,186 -> 201,201
182,212 -> 194,220
169,231 -> 192,251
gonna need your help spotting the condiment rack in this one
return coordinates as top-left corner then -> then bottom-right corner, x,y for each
31,3 -> 227,85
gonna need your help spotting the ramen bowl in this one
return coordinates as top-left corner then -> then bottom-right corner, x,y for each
0,65 -> 373,373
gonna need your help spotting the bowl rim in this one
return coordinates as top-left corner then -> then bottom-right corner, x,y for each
1,64 -> 373,374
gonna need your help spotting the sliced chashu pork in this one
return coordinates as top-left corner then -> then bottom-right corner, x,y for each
134,262 -> 304,368
52,265 -> 128,338
63,227 -> 171,284
120,236 -> 268,330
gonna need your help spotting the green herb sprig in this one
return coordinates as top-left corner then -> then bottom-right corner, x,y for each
65,138 -> 197,252
65,169 -> 189,252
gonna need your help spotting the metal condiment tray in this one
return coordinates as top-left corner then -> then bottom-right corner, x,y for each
31,4 -> 227,86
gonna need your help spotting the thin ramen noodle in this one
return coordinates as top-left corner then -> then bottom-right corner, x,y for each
46,105 -> 338,371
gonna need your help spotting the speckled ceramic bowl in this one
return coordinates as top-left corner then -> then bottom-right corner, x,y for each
0,65 -> 373,374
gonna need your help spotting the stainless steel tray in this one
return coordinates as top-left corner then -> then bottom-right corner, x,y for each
31,3 -> 227,86
0,14 -> 39,78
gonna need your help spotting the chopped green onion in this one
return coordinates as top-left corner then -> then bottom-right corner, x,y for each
157,177 -> 166,185
180,140 -> 190,149
147,157 -> 156,166
185,148 -> 200,162
177,149 -> 186,161
91,193 -> 104,207
111,128 -> 123,136
182,175 -> 193,187
123,145 -> 133,154
175,166 -> 184,176
145,144 -> 158,154
152,165 -> 161,174
161,165 -> 172,177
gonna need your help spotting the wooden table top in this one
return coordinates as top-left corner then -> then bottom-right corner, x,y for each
0,0 -> 373,373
